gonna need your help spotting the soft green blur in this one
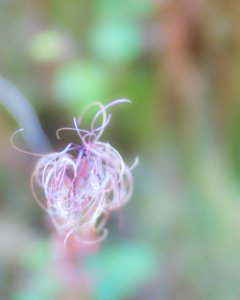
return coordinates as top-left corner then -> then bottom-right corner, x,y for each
1,1 -> 240,299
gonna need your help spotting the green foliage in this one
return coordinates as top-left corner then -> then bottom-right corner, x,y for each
21,241 -> 51,269
53,60 -> 110,113
14,241 -> 59,300
28,30 -> 68,62
89,21 -> 141,63
95,0 -> 153,20
84,242 -> 158,300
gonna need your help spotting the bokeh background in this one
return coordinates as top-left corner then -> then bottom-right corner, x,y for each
1,0 -> 240,299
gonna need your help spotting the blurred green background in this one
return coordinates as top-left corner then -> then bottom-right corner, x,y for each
1,0 -> 240,299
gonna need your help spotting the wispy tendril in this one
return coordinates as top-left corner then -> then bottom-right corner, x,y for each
16,99 -> 138,247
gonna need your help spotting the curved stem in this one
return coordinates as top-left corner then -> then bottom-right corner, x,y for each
0,75 -> 52,152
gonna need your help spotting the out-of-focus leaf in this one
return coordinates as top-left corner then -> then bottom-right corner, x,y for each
28,30 -> 71,62
21,241 -> 51,269
13,271 -> 59,300
84,242 -> 158,300
229,103 -> 240,182
53,60 -> 110,113
89,21 -> 141,63
14,241 -> 58,300
95,0 -> 153,19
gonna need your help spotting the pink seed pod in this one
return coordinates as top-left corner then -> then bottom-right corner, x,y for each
28,99 -> 138,247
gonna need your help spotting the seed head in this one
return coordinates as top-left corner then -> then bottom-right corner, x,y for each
30,99 -> 138,246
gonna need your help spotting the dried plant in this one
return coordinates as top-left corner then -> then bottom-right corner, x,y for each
12,99 -> 138,246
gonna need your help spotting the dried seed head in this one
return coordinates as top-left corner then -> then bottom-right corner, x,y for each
30,99 -> 138,246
